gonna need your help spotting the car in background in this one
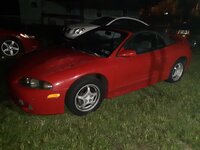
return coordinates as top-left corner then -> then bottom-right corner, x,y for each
0,28 -> 39,59
177,21 -> 200,48
63,16 -> 150,39
164,21 -> 200,48
146,16 -> 199,48
9,27 -> 191,116
175,21 -> 198,47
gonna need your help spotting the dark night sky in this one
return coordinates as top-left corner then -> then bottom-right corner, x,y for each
0,0 -> 19,15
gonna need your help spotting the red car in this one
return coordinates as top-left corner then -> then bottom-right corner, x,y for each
9,27 -> 191,116
0,28 -> 39,58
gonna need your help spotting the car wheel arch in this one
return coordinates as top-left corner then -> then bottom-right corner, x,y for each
66,73 -> 109,98
177,56 -> 187,64
65,73 -> 108,115
168,56 -> 187,72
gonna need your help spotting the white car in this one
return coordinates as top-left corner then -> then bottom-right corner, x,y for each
63,16 -> 150,39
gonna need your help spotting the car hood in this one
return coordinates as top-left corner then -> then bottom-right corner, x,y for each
67,23 -> 100,29
12,48 -> 102,79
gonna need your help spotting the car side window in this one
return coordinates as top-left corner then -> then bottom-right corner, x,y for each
156,34 -> 165,49
124,32 -> 156,54
124,32 -> 166,54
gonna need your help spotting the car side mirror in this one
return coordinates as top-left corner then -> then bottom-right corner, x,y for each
118,48 -> 136,57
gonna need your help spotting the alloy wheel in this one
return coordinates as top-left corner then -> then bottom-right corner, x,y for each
75,84 -> 100,112
1,40 -> 20,56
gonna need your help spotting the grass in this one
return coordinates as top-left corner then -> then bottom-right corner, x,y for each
0,48 -> 200,150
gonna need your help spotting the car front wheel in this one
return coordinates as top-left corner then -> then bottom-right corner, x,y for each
66,77 -> 105,116
166,60 -> 185,83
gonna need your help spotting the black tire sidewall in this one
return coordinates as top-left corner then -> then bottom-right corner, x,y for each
66,77 -> 105,116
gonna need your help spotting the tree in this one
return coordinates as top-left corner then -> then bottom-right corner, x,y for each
177,0 -> 197,21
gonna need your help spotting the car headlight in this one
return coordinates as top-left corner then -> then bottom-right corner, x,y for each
20,77 -> 52,89
20,33 -> 35,39
73,28 -> 85,34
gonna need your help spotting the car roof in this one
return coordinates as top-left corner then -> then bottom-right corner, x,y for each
91,16 -> 149,27
106,16 -> 149,26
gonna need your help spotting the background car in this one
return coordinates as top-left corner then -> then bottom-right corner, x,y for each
9,27 -> 191,116
0,28 -> 39,59
163,21 -> 200,48
142,14 -> 200,48
177,20 -> 200,48
62,16 -> 150,39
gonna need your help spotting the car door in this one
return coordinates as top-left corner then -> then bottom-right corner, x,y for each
114,31 -> 166,89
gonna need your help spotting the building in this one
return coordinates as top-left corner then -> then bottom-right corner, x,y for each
0,0 -> 142,26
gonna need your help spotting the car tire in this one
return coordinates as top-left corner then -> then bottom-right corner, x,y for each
66,76 -> 105,116
166,59 -> 185,83
0,38 -> 23,58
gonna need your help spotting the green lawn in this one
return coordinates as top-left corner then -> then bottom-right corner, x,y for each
0,48 -> 200,150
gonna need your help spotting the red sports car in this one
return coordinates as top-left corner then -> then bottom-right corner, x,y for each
9,27 -> 191,116
0,28 -> 39,58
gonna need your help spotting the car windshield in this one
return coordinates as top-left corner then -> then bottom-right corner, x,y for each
90,17 -> 115,26
69,28 -> 127,57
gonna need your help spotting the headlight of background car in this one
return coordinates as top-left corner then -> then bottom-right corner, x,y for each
20,77 -> 52,89
73,28 -> 85,34
20,33 -> 35,39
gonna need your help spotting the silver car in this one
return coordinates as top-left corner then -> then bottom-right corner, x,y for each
63,16 -> 149,39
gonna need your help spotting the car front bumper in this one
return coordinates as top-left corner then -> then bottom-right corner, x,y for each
9,81 -> 66,115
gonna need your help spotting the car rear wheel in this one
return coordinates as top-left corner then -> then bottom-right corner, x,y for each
66,77 -> 105,116
0,39 -> 22,58
166,60 -> 185,83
